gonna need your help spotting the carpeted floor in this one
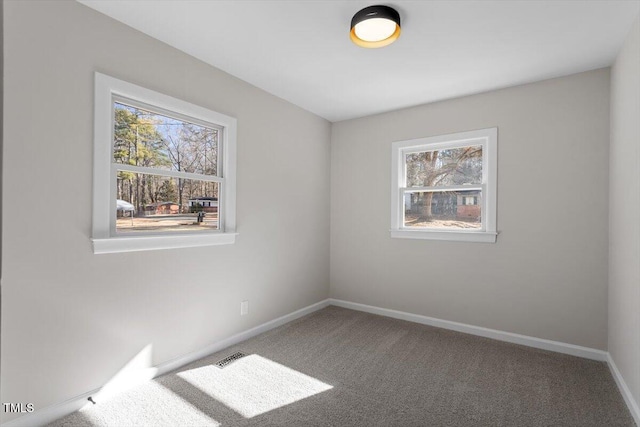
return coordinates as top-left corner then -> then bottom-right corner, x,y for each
51,306 -> 634,426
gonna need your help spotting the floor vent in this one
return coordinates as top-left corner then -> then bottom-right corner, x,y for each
214,351 -> 247,368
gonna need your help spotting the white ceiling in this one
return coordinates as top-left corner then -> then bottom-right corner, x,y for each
79,0 -> 640,122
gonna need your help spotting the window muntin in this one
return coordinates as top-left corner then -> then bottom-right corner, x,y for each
391,128 -> 497,242
93,73 -> 237,253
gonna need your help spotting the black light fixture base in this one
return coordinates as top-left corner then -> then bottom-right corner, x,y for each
350,5 -> 401,48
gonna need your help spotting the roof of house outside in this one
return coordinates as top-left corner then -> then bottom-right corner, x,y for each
189,197 -> 218,201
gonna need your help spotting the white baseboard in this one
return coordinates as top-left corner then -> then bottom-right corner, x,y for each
1,299 -> 331,427
331,299 -> 640,423
607,354 -> 640,426
154,298 -> 330,376
329,299 -> 608,361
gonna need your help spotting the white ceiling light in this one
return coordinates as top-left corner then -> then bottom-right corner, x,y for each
350,5 -> 401,48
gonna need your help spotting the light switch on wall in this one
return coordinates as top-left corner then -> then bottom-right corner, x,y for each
240,300 -> 249,316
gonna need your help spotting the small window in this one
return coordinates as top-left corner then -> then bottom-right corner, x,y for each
93,73 -> 237,253
391,128 -> 497,243
463,196 -> 477,206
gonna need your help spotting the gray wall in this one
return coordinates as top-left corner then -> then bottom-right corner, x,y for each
1,1 -> 330,422
0,0 -> 3,297
0,0 -> 3,392
1,1 -> 630,424
330,69 -> 610,350
609,14 -> 640,411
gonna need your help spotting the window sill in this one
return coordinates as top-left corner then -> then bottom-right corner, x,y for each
390,229 -> 497,243
92,232 -> 238,254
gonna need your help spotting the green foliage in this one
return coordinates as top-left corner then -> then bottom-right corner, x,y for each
157,179 -> 178,203
113,106 -> 170,168
190,202 -> 203,213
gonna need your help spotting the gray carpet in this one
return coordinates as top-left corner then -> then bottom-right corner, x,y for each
50,306 -> 634,426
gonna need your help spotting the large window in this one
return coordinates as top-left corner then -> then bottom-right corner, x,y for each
93,73 -> 237,253
391,128 -> 497,242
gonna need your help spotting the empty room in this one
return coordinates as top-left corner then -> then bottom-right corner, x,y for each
1,0 -> 639,426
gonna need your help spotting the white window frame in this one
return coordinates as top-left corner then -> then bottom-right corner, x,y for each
92,72 -> 237,254
391,128 -> 497,243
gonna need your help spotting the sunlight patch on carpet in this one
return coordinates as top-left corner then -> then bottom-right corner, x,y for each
79,380 -> 221,427
177,354 -> 333,418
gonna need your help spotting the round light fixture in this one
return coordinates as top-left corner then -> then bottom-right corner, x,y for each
350,5 -> 401,48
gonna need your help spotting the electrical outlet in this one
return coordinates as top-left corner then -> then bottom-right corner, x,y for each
240,300 -> 249,316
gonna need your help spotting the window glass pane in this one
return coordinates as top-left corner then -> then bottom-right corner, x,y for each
113,102 -> 219,176
404,190 -> 481,229
405,145 -> 482,187
116,172 -> 219,233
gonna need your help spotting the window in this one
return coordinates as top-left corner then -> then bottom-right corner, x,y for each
391,128 -> 497,242
92,73 -> 237,253
463,196 -> 477,205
